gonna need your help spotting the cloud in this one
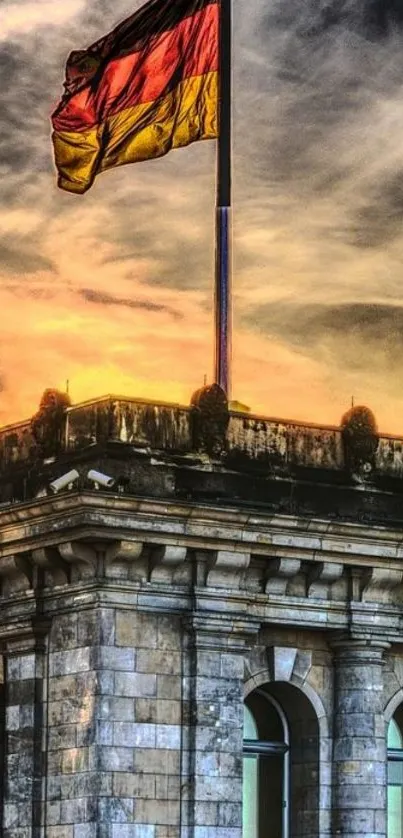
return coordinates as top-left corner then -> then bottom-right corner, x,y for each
243,299 -> 403,359
2,0 -> 403,431
79,287 -> 183,319
234,0 -> 403,249
0,241 -> 54,275
0,0 -> 87,41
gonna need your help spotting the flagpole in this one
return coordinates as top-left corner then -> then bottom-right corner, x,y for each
214,0 -> 232,398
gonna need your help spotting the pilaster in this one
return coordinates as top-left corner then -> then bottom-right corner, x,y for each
331,638 -> 390,838
182,615 -> 259,838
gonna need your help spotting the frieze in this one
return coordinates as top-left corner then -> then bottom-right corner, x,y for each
0,497 -> 400,628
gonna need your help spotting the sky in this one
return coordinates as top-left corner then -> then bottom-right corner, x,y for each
2,0 -> 403,432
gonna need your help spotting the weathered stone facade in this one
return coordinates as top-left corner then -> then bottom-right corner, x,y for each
1,392 -> 403,837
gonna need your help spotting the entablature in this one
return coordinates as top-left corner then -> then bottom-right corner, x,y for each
0,493 -> 402,643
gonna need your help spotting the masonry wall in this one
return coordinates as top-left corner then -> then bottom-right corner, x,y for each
1,501 -> 403,838
3,604 -> 403,837
43,606 -> 185,838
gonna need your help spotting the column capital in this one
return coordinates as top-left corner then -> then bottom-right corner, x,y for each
184,613 -> 260,653
330,636 -> 390,664
0,617 -> 50,655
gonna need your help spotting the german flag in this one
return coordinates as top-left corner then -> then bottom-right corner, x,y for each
51,0 -> 218,194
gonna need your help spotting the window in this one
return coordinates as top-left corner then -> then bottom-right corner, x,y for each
388,711 -> 403,838
243,691 -> 289,838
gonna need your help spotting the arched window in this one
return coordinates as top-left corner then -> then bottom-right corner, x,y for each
243,690 -> 289,838
388,709 -> 403,838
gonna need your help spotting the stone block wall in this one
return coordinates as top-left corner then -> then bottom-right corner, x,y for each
2,571 -> 403,838
44,606 -> 184,838
0,604 -> 253,838
182,621 -> 246,838
3,641 -> 45,838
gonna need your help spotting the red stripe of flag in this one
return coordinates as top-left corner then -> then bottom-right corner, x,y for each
53,3 -> 218,133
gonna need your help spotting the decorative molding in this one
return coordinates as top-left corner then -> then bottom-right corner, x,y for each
150,545 -> 188,583
190,383 -> 229,457
265,557 -> 301,595
306,562 -> 344,599
188,614 -> 261,653
57,541 -> 98,579
1,495 -> 403,572
0,554 -> 33,596
0,619 -> 50,654
104,540 -> 144,579
330,637 -> 391,665
206,549 -> 250,589
267,645 -> 312,684
31,546 -> 69,586
341,404 -> 379,483
360,567 -> 403,603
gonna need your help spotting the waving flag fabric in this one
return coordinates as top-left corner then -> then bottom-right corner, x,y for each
51,0 -> 218,193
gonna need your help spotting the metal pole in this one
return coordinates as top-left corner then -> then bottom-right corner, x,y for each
214,0 -> 232,398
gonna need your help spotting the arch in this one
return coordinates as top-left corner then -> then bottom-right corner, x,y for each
385,689 -> 403,723
388,717 -> 403,749
244,675 -> 328,838
244,670 -> 330,739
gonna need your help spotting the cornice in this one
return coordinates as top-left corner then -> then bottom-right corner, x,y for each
1,492 -> 403,570
0,493 -> 401,640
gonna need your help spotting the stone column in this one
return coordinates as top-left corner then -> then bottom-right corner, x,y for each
332,639 -> 390,838
183,615 -> 258,838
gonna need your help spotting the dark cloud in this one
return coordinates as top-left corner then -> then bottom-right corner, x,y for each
234,0 -> 403,253
97,156 -> 215,292
0,41 -> 20,80
243,301 -> 403,367
80,287 -> 183,319
0,241 -> 54,275
102,227 -> 214,293
349,173 -> 403,248
301,0 -> 403,38
0,43 -> 32,174
0,41 -> 49,178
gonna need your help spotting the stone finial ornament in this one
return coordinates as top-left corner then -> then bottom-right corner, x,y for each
190,383 -> 229,457
30,388 -> 71,457
340,405 -> 379,482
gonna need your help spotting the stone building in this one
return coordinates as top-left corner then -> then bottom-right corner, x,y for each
0,385 -> 403,838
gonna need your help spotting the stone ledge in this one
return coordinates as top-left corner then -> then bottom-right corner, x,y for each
1,494 -> 403,567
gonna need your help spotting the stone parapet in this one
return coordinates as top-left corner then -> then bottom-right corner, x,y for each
3,394 -> 403,490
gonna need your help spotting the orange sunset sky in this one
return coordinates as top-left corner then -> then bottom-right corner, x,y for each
2,0 -> 403,433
